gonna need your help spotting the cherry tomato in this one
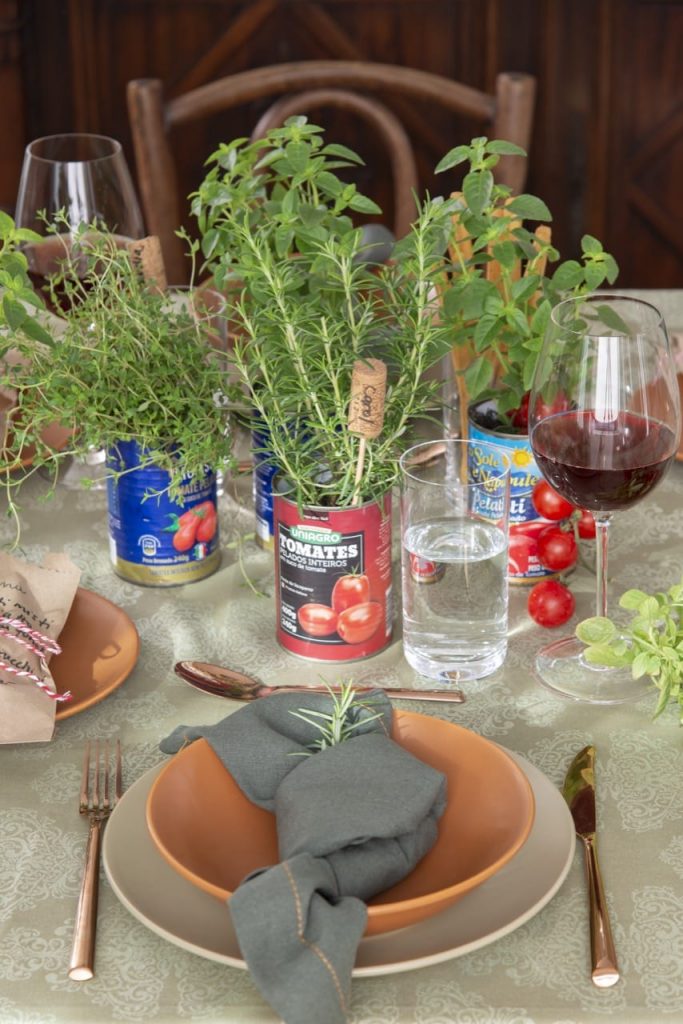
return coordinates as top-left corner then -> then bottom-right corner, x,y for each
532,392 -> 569,420
172,522 -> 198,552
531,480 -> 575,521
511,392 -> 530,430
336,601 -> 383,644
196,511 -> 217,542
576,508 -> 597,540
536,525 -> 578,571
297,604 -> 338,637
331,574 -> 371,613
528,580 -> 575,628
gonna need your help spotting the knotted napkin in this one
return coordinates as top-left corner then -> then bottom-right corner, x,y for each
160,690 -> 447,1024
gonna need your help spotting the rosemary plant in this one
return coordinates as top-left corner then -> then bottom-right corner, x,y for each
193,118 -> 458,508
0,223 -> 234,518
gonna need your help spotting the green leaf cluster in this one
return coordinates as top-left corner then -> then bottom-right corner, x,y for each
0,210 -> 53,346
193,118 -> 458,508
436,137 -> 619,422
576,581 -> 683,721
0,224 -> 235,517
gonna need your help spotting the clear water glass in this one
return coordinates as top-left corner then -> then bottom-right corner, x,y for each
400,439 -> 511,683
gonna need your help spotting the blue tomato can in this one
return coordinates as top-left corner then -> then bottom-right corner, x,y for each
468,401 -> 557,584
106,440 -> 221,586
252,426 -> 277,550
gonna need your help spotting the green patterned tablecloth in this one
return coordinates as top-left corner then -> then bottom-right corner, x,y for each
2,448 -> 683,1024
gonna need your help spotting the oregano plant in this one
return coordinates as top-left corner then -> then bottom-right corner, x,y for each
576,581 -> 683,720
436,136 -> 619,425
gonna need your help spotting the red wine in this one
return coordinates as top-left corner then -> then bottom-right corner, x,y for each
531,410 -> 677,511
25,233 -> 134,315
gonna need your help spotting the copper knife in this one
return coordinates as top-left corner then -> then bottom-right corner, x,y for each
174,660 -> 466,703
562,744 -> 620,987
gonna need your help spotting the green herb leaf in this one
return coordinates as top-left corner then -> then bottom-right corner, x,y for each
576,616 -> 618,645
507,194 -> 552,221
583,644 -> 631,668
463,169 -> 494,217
487,140 -> 527,156
435,145 -> 472,173
619,589 -> 652,610
464,355 -> 494,398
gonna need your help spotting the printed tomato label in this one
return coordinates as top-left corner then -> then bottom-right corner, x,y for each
469,404 -> 556,584
107,440 -> 220,587
274,493 -> 392,661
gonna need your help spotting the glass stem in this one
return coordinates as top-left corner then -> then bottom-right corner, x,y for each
595,513 -> 612,618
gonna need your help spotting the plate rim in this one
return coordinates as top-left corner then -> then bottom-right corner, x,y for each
145,710 -> 537,922
103,746 -> 576,977
54,586 -> 140,720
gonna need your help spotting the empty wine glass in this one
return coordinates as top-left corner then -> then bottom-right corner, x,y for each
528,294 -> 681,703
14,133 -> 145,488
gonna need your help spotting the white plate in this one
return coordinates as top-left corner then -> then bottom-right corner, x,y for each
103,749 -> 575,976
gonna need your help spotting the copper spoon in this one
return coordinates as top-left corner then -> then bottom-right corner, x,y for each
174,660 -> 466,703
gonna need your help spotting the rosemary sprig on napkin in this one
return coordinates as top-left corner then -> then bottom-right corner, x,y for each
290,681 -> 385,755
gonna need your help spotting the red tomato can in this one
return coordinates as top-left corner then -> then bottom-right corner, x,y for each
274,490 -> 393,661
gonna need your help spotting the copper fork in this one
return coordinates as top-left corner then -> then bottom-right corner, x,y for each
68,739 -> 122,981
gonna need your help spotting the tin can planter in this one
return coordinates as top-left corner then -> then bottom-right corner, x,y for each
468,400 -> 559,585
251,424 -> 276,551
274,488 -> 393,661
107,439 -> 221,586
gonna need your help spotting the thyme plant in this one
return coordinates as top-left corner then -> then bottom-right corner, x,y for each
0,224 -> 234,517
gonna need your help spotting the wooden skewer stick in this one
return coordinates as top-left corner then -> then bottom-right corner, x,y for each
126,236 -> 167,294
348,358 -> 387,506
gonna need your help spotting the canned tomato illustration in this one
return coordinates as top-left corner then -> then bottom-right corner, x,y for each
274,490 -> 393,661
409,553 -> 446,584
469,401 -> 557,584
107,440 -> 220,586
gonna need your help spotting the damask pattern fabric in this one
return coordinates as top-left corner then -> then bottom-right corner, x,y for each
2,461 -> 683,1023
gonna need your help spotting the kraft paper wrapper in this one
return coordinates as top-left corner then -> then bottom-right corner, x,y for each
0,552 -> 81,744
348,359 -> 387,440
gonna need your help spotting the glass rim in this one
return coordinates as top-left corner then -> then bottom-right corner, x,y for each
549,291 -> 665,334
399,438 -> 511,487
24,133 -> 123,165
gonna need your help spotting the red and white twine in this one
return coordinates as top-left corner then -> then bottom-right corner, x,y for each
0,616 -> 72,702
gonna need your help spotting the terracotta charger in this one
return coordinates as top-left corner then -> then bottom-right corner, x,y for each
146,710 -> 535,936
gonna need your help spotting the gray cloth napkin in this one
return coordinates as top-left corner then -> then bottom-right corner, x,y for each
160,690 -> 447,1024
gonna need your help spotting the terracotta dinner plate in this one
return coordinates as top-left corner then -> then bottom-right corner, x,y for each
53,588 -> 139,719
104,751 -> 575,976
146,712 -> 536,936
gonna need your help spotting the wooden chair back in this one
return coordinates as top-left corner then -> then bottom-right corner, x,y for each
127,62 -> 536,283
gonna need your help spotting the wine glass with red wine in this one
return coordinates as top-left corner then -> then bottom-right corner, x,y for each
529,294 -> 681,703
14,133 -> 145,487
